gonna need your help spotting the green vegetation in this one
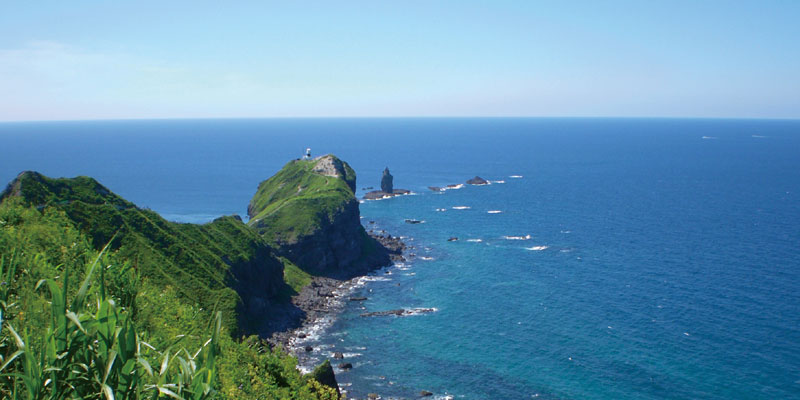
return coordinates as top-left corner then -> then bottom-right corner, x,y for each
247,156 -> 357,244
0,172 -> 339,399
280,258 -> 312,298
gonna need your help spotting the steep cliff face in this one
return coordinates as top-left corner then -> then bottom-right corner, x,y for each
248,155 -> 390,275
0,171 -> 286,334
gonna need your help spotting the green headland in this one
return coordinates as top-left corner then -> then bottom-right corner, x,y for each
0,155 -> 389,399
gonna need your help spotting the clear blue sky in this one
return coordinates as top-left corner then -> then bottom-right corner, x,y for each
1,1 -> 798,120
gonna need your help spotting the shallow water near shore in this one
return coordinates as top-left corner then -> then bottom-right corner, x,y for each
2,118 -> 800,399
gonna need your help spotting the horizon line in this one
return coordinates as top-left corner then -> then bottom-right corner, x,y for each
2,115 -> 799,124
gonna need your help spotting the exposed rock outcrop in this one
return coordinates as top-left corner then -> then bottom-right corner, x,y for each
380,167 -> 393,193
466,176 -> 489,185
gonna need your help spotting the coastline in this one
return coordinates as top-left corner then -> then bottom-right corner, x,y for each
267,232 -> 407,357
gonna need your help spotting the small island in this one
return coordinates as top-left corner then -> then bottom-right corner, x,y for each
363,167 -> 411,200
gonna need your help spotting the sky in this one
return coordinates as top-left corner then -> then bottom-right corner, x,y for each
0,1 -> 798,121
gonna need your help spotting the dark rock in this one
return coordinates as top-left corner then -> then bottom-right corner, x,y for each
448,237 -> 458,241
333,352 -> 344,359
381,167 -> 394,193
350,297 -> 368,301
420,390 -> 433,396
405,219 -> 423,224
466,176 -> 489,185
368,394 -> 380,400
428,186 -> 443,192
338,362 -> 353,370
363,190 -> 390,200
297,333 -> 307,339
304,345 -> 313,352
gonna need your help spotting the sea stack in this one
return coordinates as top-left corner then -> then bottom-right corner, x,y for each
381,167 -> 394,193
364,167 -> 411,200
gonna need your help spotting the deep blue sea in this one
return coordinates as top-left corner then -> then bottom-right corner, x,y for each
2,118 -> 799,399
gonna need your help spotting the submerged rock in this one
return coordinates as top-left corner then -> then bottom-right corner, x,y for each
337,362 -> 353,370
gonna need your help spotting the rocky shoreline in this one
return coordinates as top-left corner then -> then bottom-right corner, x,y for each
267,232 -> 407,351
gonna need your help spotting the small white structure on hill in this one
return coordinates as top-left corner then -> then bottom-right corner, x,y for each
303,148 -> 311,159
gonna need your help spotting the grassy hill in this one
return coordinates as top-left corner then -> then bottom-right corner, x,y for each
0,171 -> 339,399
247,155 -> 388,275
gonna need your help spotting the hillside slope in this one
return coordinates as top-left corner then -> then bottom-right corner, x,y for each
1,171 -> 285,333
248,155 -> 390,276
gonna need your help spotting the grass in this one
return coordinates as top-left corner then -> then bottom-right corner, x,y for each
247,156 -> 357,244
0,179 -> 340,399
1,172 -> 286,335
279,258 -> 312,300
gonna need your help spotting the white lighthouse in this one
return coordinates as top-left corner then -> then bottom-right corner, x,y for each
304,148 -> 311,159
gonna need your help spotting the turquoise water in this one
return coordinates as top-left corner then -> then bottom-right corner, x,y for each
2,118 -> 799,399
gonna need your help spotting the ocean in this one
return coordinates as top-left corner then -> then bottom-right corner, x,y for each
1,118 -> 799,399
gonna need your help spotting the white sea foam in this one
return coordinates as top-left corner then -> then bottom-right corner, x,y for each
452,206 -> 471,210
435,208 -> 447,212
503,234 -> 531,240
509,175 -> 523,178
752,134 -> 767,138
491,180 -> 505,184
701,136 -> 717,139
487,210 -> 502,214
405,307 -> 438,315
560,230 -> 571,234
329,351 -> 362,358
526,245 -> 549,251
466,238 -> 483,242
420,256 -> 435,261
442,184 -> 464,191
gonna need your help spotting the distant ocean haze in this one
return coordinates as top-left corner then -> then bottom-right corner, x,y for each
2,118 -> 799,399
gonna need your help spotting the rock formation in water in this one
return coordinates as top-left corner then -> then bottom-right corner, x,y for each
380,167 -> 393,193
466,176 -> 489,185
363,167 -> 411,200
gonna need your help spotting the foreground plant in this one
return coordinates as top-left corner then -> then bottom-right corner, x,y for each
0,241 -> 221,400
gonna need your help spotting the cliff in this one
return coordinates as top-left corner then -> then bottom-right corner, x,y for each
0,171 -> 286,334
248,155 -> 390,275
